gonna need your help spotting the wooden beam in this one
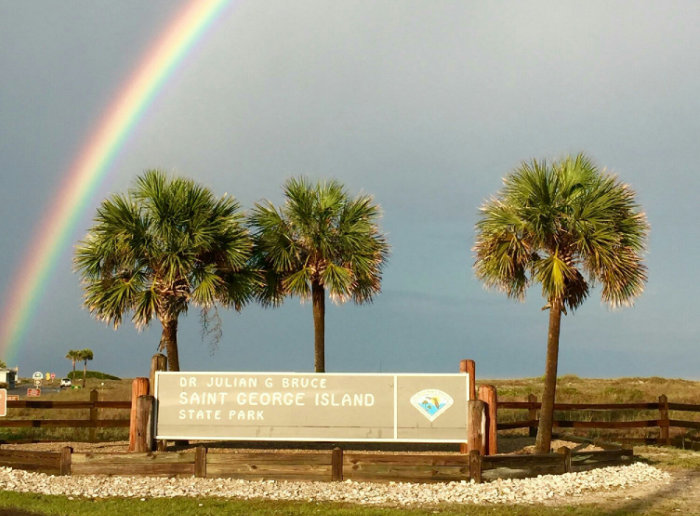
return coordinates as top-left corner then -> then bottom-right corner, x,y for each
459,359 -> 476,401
527,394 -> 538,437
467,400 -> 486,455
128,378 -> 150,452
150,354 -> 168,396
468,450 -> 481,483
331,447 -> 343,481
658,394 -> 670,445
59,446 -> 72,476
478,384 -> 498,455
131,395 -> 155,453
194,446 -> 207,478
89,389 -> 98,442
556,446 -> 571,473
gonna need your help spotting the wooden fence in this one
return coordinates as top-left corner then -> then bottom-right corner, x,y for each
0,445 -> 633,483
497,394 -> 700,444
0,375 -> 640,483
0,389 -> 131,441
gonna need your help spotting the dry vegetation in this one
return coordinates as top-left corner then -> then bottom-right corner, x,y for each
482,375 -> 700,445
1,377 -> 131,442
484,375 -> 700,404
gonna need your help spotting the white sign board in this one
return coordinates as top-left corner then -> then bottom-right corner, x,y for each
155,372 -> 470,443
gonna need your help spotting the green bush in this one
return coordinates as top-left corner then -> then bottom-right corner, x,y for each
67,370 -> 120,381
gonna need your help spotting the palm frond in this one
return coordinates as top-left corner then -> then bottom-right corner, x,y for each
248,176 -> 389,308
474,153 -> 648,310
74,169 -> 254,335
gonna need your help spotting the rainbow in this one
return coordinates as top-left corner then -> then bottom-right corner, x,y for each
0,0 -> 233,365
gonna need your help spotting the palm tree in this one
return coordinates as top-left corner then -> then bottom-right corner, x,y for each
249,177 -> 389,372
78,348 -> 94,388
74,170 -> 254,371
474,154 -> 648,453
65,349 -> 81,379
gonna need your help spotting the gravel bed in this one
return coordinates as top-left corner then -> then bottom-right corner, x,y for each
0,463 -> 670,506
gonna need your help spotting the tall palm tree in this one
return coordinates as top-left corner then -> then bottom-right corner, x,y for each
74,170 -> 254,371
249,177 -> 389,372
78,348 -> 94,388
474,154 -> 648,453
65,349 -> 81,379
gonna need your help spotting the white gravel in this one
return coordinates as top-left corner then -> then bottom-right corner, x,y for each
0,462 -> 670,506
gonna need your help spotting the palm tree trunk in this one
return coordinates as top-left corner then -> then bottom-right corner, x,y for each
311,281 -> 325,373
535,297 -> 563,453
160,318 -> 180,372
82,361 -> 87,388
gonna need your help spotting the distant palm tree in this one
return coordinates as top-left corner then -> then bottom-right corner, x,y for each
474,154 -> 648,453
0,359 -> 6,369
78,348 -> 94,388
74,170 -> 254,371
249,177 -> 389,372
65,350 -> 81,379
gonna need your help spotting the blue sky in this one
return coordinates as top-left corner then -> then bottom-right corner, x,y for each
1,1 -> 698,380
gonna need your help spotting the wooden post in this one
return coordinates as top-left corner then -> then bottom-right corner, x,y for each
128,377 -> 150,452
149,354 -> 167,396
195,446 -> 207,478
468,449 -> 482,483
59,446 -> 72,476
528,393 -> 538,438
478,384 -> 498,455
150,354 -> 168,451
89,389 -> 98,442
557,446 -> 572,473
132,394 -> 155,453
459,359 -> 476,454
658,394 -> 670,445
459,359 -> 476,401
331,447 -> 344,481
467,399 -> 486,455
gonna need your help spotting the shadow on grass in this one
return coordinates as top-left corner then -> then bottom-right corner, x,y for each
601,470 -> 697,515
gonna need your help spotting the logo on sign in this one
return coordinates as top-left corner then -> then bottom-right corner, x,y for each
410,389 -> 454,422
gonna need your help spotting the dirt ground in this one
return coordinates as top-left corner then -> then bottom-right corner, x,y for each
563,469 -> 700,515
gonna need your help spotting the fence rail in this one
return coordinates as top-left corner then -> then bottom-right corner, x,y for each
496,394 -> 700,444
0,445 -> 633,483
7,401 -> 131,409
0,390 -> 131,437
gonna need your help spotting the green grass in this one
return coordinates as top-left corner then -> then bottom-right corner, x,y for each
635,445 -> 700,470
0,491 -> 654,516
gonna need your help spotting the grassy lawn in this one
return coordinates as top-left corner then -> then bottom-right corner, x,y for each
0,491 -> 642,516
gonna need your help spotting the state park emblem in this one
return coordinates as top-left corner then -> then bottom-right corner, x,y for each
410,389 -> 454,422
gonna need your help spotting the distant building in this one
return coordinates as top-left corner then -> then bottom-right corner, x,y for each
0,368 -> 17,389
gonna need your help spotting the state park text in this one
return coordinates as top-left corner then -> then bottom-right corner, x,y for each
155,372 -> 470,443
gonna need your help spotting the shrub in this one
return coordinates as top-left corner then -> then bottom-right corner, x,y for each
67,371 -> 120,381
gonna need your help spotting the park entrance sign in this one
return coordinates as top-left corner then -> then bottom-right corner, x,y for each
155,372 -> 470,443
